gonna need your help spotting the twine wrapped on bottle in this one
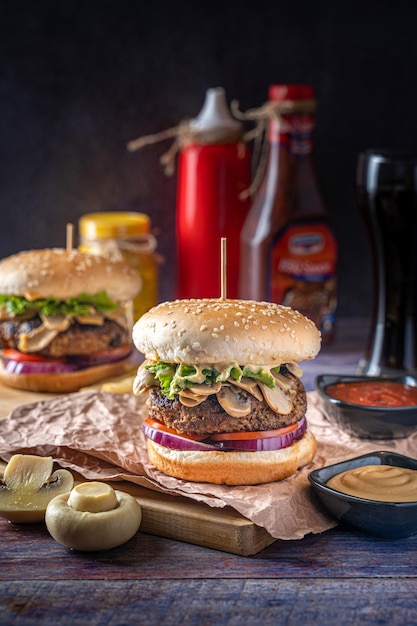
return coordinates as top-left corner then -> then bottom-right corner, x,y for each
230,92 -> 317,198
128,121 -> 244,176
127,87 -> 316,198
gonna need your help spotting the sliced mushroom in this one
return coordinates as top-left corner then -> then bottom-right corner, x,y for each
40,314 -> 71,332
271,371 -> 294,392
259,383 -> 292,415
45,481 -> 142,551
182,382 -> 222,396
179,394 -> 204,408
0,454 -> 74,523
286,362 -> 303,378
179,382 -> 222,407
231,377 -> 263,401
216,385 -> 252,417
18,325 -> 60,352
75,311 -> 104,326
133,363 -> 157,395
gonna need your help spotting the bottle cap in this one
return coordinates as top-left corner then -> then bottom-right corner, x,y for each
190,87 -> 241,132
79,212 -> 151,240
269,84 -> 315,102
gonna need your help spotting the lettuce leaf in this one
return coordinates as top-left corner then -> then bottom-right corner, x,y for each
145,361 -> 281,398
0,291 -> 118,317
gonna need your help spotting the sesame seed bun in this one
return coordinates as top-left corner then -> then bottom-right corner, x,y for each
0,248 -> 142,302
132,298 -> 321,365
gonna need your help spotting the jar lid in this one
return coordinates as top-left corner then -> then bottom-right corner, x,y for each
268,84 -> 314,102
79,212 -> 151,239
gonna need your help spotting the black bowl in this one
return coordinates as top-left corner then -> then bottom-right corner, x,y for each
315,373 -> 417,439
309,451 -> 417,539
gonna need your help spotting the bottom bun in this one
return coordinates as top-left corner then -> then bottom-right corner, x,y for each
146,430 -> 317,486
0,358 -> 135,394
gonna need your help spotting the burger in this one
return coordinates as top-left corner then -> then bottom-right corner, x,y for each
0,248 -> 142,393
133,298 -> 321,485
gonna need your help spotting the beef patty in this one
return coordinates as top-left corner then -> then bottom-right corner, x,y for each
147,369 -> 307,435
0,316 -> 130,358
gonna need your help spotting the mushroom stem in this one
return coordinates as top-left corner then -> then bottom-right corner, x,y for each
68,482 -> 118,513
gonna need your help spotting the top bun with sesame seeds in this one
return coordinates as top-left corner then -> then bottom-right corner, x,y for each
0,248 -> 142,393
133,299 -> 321,486
133,298 -> 321,366
0,248 -> 141,303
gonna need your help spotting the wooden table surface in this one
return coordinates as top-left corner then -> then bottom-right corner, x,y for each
1,317 -> 417,626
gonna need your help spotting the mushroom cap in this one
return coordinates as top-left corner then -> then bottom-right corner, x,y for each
45,483 -> 142,551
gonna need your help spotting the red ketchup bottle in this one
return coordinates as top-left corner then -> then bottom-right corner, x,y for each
240,84 -> 338,344
176,87 -> 251,299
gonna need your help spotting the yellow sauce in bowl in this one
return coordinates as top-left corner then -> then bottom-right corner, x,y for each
327,464 -> 417,502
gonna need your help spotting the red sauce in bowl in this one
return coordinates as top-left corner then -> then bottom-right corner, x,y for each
325,381 -> 417,408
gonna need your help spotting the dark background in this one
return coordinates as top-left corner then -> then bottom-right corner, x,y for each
1,0 -> 416,319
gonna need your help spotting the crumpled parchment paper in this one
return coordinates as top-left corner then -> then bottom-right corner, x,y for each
0,390 -> 415,540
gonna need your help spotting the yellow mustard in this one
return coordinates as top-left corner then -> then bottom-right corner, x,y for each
78,212 -> 158,321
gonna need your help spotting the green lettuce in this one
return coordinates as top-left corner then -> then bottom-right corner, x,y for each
145,361 -> 281,399
0,291 -> 118,318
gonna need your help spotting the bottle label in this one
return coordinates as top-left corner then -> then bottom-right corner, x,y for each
270,115 -> 314,154
268,222 -> 337,337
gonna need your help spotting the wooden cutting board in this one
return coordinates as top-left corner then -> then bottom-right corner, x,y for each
0,383 -> 276,556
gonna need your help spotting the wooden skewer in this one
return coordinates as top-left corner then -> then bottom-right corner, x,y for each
66,223 -> 74,252
220,237 -> 227,300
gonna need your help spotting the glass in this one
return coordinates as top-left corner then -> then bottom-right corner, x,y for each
356,149 -> 417,375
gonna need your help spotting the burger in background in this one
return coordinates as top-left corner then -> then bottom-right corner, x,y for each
0,248 -> 142,393
133,298 -> 321,486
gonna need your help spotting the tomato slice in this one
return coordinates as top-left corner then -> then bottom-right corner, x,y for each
210,421 -> 300,441
1,348 -> 65,364
144,416 -> 301,443
144,417 -> 208,441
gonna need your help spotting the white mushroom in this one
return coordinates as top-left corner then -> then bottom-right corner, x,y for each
0,454 -> 74,523
216,385 -> 252,417
230,377 -> 263,401
260,383 -> 292,414
45,481 -> 142,551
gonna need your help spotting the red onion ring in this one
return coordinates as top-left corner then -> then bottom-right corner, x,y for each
142,417 -> 307,452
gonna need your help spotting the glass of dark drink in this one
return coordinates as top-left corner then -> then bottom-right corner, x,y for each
356,149 -> 417,375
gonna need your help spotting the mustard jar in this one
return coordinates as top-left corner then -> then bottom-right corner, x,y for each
78,212 -> 158,321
